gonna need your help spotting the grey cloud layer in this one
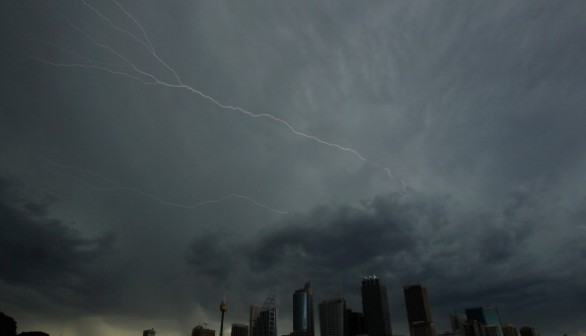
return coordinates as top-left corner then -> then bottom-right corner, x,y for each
1,0 -> 586,336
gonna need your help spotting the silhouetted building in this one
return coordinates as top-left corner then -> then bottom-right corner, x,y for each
319,292 -> 346,336
143,329 -> 156,336
192,325 -> 215,336
463,321 -> 485,336
361,276 -> 392,336
439,332 -> 456,336
450,314 -> 466,336
403,284 -> 435,336
232,324 -> 249,336
345,309 -> 366,336
0,312 -> 17,336
250,305 -> 261,336
485,326 -> 503,336
465,307 -> 502,336
18,333 -> 49,336
410,322 -> 436,336
519,327 -> 539,336
293,282 -> 315,336
501,324 -> 518,336
252,293 -> 278,336
403,285 -> 433,324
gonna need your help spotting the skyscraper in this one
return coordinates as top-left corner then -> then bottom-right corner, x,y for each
501,324 -> 518,336
232,324 -> 249,336
465,307 -> 503,336
449,314 -> 466,336
462,321 -> 485,336
403,284 -> 435,336
361,276 -> 392,336
293,282 -> 315,336
318,292 -> 346,336
252,293 -> 278,336
143,329 -> 156,336
193,325 -> 216,336
250,305 -> 261,336
345,309 -> 366,336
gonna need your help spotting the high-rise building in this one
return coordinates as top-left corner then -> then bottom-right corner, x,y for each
409,322 -> 437,336
192,325 -> 215,336
143,329 -> 156,336
318,292 -> 346,336
293,282 -> 315,336
403,284 -> 435,336
361,276 -> 392,336
232,324 -> 249,336
501,324 -> 518,336
465,307 -> 503,336
450,314 -> 466,336
250,305 -> 261,336
463,321 -> 485,336
345,309 -> 366,336
252,293 -> 278,336
403,285 -> 433,324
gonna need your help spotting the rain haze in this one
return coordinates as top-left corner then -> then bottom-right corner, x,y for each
1,1 -> 586,336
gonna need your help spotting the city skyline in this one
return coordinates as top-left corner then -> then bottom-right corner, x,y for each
0,278 -> 553,336
2,1 -> 586,336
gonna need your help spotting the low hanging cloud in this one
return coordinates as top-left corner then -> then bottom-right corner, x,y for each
0,174 -> 116,313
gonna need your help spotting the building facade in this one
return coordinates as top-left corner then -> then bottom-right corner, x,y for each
192,325 -> 215,336
250,305 -> 261,336
293,282 -> 315,336
361,276 -> 392,336
465,307 -> 503,336
252,293 -> 278,336
232,324 -> 249,336
501,324 -> 518,336
345,309 -> 366,336
319,292 -> 346,336
403,284 -> 435,336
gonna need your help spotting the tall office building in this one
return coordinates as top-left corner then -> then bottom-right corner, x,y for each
250,305 -> 261,336
361,276 -> 392,336
143,329 -> 156,336
318,292 -> 346,336
501,324 -> 518,336
403,284 -> 435,336
450,314 -> 466,336
293,282 -> 315,336
462,321 -> 485,336
232,324 -> 249,336
465,307 -> 503,336
193,325 -> 216,336
403,285 -> 433,324
252,293 -> 278,336
345,309 -> 366,336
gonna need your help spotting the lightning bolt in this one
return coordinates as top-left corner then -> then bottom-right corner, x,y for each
40,156 -> 288,215
31,0 -> 407,190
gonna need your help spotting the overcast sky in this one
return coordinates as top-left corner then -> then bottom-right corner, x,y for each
1,1 -> 586,336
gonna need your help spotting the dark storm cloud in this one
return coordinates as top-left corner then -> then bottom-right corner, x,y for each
186,187 -> 586,333
0,174 -> 115,307
2,0 -> 586,335
186,192 -> 449,283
